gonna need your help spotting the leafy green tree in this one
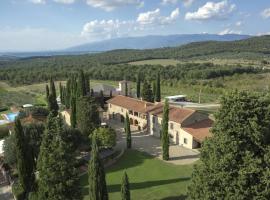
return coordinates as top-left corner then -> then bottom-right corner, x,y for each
14,118 -> 35,198
76,96 -> 100,136
136,73 -> 141,98
125,113 -> 132,149
88,136 -> 108,200
71,96 -> 77,128
77,70 -> 87,97
155,73 -> 161,102
92,127 -> 116,149
161,99 -> 169,160
38,114 -> 81,200
121,171 -> 130,200
188,91 -> 270,199
141,80 -> 154,102
3,132 -> 17,166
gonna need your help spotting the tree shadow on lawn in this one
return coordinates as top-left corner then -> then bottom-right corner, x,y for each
107,177 -> 190,193
81,177 -> 190,197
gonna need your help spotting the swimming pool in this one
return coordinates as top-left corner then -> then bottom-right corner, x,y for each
5,113 -> 19,122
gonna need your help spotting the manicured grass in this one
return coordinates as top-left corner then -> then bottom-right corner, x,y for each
80,150 -> 193,200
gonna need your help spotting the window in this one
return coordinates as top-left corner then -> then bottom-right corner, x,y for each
109,104 -> 112,108
121,108 -> 123,112
170,123 -> 174,130
184,138 -> 188,144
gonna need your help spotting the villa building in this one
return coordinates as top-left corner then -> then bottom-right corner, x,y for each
107,95 -> 213,149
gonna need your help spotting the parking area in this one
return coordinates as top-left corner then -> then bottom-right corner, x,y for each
108,120 -> 200,165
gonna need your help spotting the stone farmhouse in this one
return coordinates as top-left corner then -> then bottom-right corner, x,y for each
107,95 -> 213,149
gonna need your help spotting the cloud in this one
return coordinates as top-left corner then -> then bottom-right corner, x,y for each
161,0 -> 195,7
235,21 -> 242,26
29,0 -> 46,4
53,0 -> 75,4
257,32 -> 270,36
219,28 -> 241,35
185,0 -> 236,21
261,8 -> 270,19
137,8 -> 180,26
85,0 -> 144,11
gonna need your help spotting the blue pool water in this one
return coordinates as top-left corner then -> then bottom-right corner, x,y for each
6,113 -> 19,122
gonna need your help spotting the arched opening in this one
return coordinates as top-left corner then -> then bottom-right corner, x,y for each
120,115 -> 125,123
134,120 -> 139,126
130,118 -> 134,125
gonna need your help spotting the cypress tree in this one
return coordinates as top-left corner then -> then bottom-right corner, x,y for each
88,136 -> 108,200
141,80 -> 154,102
121,171 -> 130,200
90,89 -> 94,97
85,74 -> 90,95
152,81 -> 156,101
125,113 -> 131,149
14,118 -> 29,198
161,99 -> 169,160
45,84 -> 50,103
66,79 -> 71,109
155,73 -> 161,102
136,73 -> 141,98
110,90 -> 112,98
100,90 -> 104,109
77,70 -> 87,97
38,115 -> 81,200
125,81 -> 128,96
48,78 -> 59,116
76,96 -> 100,137
59,82 -> 63,103
71,96 -> 77,128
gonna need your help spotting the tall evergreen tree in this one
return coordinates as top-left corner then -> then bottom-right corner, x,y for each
76,96 -> 100,137
65,79 -> 71,109
121,171 -> 130,200
136,73 -> 141,98
155,73 -> 161,102
125,113 -> 131,149
152,81 -> 156,101
125,81 -> 128,96
77,70 -> 87,97
85,74 -> 90,95
71,96 -> 77,128
90,89 -> 94,97
14,118 -> 34,198
59,82 -> 63,103
48,78 -> 59,116
38,115 -> 81,200
88,136 -> 108,200
188,91 -> 270,199
45,84 -> 50,103
100,90 -> 104,109
141,80 -> 154,102
161,99 -> 169,160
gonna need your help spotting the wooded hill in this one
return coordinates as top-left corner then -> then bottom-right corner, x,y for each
0,35 -> 269,85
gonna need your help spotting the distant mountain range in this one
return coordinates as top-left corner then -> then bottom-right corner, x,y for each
66,34 -> 251,52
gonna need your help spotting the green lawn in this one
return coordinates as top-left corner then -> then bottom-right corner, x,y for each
80,150 -> 193,200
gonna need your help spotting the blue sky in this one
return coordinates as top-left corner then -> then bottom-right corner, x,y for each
0,0 -> 269,51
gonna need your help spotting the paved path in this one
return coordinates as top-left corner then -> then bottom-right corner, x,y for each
109,120 -> 200,165
0,185 -> 13,200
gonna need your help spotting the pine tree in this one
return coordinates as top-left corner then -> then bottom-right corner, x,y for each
71,96 -> 77,128
77,70 -> 87,97
125,81 -> 128,96
59,82 -> 63,103
45,84 -> 50,103
188,91 -> 270,199
77,96 -> 100,137
161,99 -> 169,160
14,118 -> 34,198
155,73 -> 161,102
38,115 -> 81,200
121,171 -> 130,200
49,77 -> 57,100
136,73 -> 141,98
85,74 -> 90,95
90,89 -> 94,97
88,136 -> 108,200
152,81 -> 156,101
141,80 -> 154,102
125,113 -> 131,149
65,79 -> 71,109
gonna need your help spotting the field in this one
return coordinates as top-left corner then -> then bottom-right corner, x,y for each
80,150 -> 193,200
129,59 -> 181,66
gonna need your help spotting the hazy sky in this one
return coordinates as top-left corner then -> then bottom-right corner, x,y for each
0,0 -> 269,51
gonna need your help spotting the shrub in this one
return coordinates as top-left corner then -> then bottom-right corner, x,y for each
29,107 -> 49,117
0,125 -> 9,139
92,127 -> 117,149
12,182 -> 25,200
0,107 -> 8,112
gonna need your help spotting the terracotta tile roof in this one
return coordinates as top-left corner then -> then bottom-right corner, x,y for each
107,95 -> 154,113
183,119 -> 213,142
148,103 -> 196,124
